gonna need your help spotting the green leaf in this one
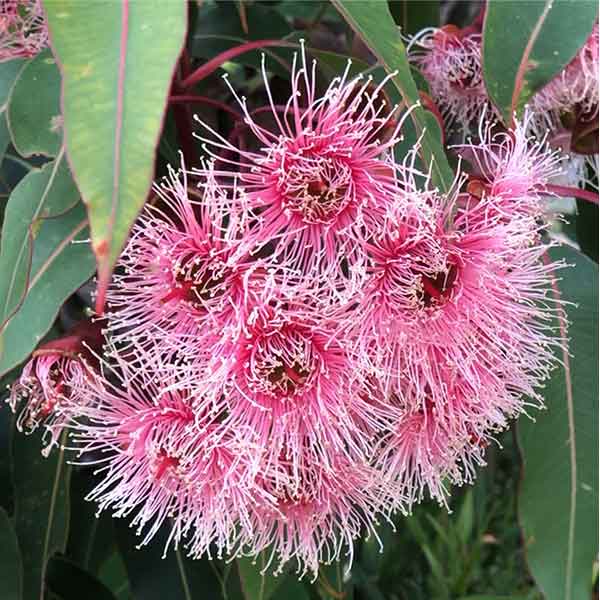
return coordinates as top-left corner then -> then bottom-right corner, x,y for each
237,554 -> 285,600
331,0 -> 454,192
13,430 -> 71,600
456,490 -> 474,546
190,2 -> 292,78
0,59 -> 25,111
66,468 -> 117,575
115,519 -> 222,600
0,506 -> 22,600
518,247 -> 598,600
46,556 -> 117,600
97,549 -> 130,600
0,155 -> 95,376
575,199 -> 598,263
7,49 -> 62,158
388,0 -> 439,36
457,596 -> 531,600
482,0 -> 599,125
44,0 -> 187,311
0,381 -> 15,513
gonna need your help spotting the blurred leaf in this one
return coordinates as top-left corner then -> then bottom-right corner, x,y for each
66,468 -> 117,575
97,550 -> 130,600
0,155 -> 95,377
456,490 -> 475,546
388,0 -> 439,35
0,381 -> 16,513
518,246 -> 598,600
115,518 -> 222,600
7,49 -> 62,157
13,430 -> 71,600
482,0 -> 598,125
331,0 -> 454,192
190,2 -> 292,77
46,556 -> 116,600
44,0 -> 187,312
0,59 -> 25,111
0,506 -> 22,600
317,563 -> 353,600
457,596 -> 531,600
575,198 -> 598,262
238,554 -> 285,600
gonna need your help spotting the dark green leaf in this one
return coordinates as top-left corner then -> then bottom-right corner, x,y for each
13,430 -> 71,600
388,1 -> 439,35
575,199 -> 598,262
97,550 -> 130,600
191,2 -> 292,77
482,0 -> 599,124
0,379 -> 16,513
46,556 -> 117,600
44,1 -> 187,311
0,506 -> 22,600
7,49 -> 62,157
518,246 -> 598,600
115,518 -> 222,600
237,554 -> 286,600
66,468 -> 117,575
331,0 -> 454,192
0,155 -> 95,376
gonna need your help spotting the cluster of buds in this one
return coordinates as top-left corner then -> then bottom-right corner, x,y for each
8,318 -> 104,455
9,45 -> 567,576
0,0 -> 47,62
411,13 -> 599,189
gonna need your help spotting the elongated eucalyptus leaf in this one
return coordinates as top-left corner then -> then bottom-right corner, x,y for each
0,155 -> 95,376
7,49 -> 62,157
518,246 -> 598,600
44,0 -> 187,312
482,0 -> 598,125
13,431 -> 71,600
0,506 -> 22,600
331,0 -> 454,192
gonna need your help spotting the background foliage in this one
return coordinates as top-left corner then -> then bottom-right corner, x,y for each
0,1 -> 597,599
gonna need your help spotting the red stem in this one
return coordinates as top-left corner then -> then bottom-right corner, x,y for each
181,39 -> 290,89
544,184 -> 599,205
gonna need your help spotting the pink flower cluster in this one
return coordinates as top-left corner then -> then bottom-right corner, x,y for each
412,19 -> 599,189
10,48 -> 565,576
0,0 -> 47,62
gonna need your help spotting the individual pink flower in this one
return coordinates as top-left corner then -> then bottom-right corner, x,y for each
455,113 -> 565,219
241,454 -> 387,578
0,0 -> 47,62
532,23 -> 599,124
68,349 -> 267,556
410,25 -> 492,133
193,43 -> 409,289
8,318 -> 105,455
209,300 -> 385,484
106,160 -> 276,365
